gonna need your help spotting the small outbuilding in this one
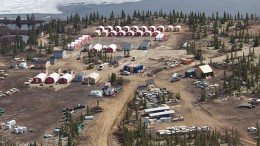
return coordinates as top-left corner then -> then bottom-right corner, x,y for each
101,30 -> 109,37
139,40 -> 151,50
124,63 -> 144,73
34,60 -> 51,69
122,26 -> 130,32
45,72 -> 60,84
105,26 -> 113,32
49,56 -> 57,65
85,72 -> 100,85
108,30 -> 117,36
155,34 -> 167,41
53,50 -> 66,59
58,73 -> 74,84
19,62 -> 27,69
106,44 -> 117,53
104,87 -> 115,96
166,25 -> 174,32
126,30 -> 135,36
117,30 -> 126,36
123,43 -> 134,51
111,56 -> 124,65
140,26 -> 148,32
74,72 -> 87,82
174,25 -> 182,32
157,26 -> 165,32
83,43 -> 93,52
114,26 -> 122,32
92,30 -> 101,37
32,73 -> 47,83
144,31 -> 152,37
148,26 -> 156,32
131,26 -> 139,32
195,65 -> 214,78
135,30 -> 143,36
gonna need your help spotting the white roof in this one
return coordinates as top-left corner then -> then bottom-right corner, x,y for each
108,44 -> 117,50
141,26 -> 148,29
118,30 -> 126,34
93,44 -> 102,51
158,25 -> 165,28
98,26 -> 105,29
144,106 -> 170,113
131,25 -> 138,28
123,26 -> 130,29
136,30 -> 143,34
101,30 -> 109,33
87,72 -> 100,79
145,30 -> 152,34
94,30 -> 101,33
198,65 -> 213,73
149,26 -> 156,28
149,110 -> 175,117
47,72 -> 60,82
109,30 -> 117,34
35,73 -> 47,80
61,73 -> 73,81
175,25 -> 181,28
167,25 -> 174,28
127,30 -> 134,34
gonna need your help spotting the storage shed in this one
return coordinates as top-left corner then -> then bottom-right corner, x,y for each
144,105 -> 170,114
122,26 -> 130,32
152,31 -> 160,37
92,30 -> 101,37
105,26 -> 113,32
85,72 -> 100,85
117,30 -> 126,36
53,50 -> 66,59
83,43 -> 93,52
144,31 -> 152,37
157,26 -> 165,32
123,43 -> 133,51
74,72 -> 87,82
108,30 -> 117,36
155,34 -> 167,41
111,56 -> 124,65
131,26 -> 139,32
126,30 -> 135,36
49,56 -> 57,65
124,63 -> 144,73
148,26 -> 156,32
45,72 -> 60,84
195,65 -> 214,78
139,40 -> 151,50
78,36 -> 87,44
106,44 -> 117,53
174,25 -> 182,32
166,25 -> 174,32
75,39 -> 83,46
32,73 -> 47,83
19,62 -> 27,69
92,44 -> 102,53
114,26 -> 122,32
135,30 -> 143,36
34,60 -> 50,69
140,26 -> 148,32
96,26 -> 105,32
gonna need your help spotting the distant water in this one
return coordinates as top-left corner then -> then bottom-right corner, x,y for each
0,0 -> 260,19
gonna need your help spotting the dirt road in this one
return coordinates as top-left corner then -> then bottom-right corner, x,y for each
79,79 -> 141,146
